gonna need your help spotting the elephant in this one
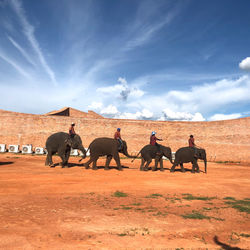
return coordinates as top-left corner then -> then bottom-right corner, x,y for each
45,132 -> 86,168
81,137 -> 134,171
170,147 -> 207,173
133,144 -> 173,171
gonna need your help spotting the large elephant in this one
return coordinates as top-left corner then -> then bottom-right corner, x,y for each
170,147 -> 207,173
45,132 -> 86,168
82,137 -> 134,171
133,144 -> 173,171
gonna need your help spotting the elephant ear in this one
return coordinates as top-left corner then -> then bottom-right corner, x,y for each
65,137 -> 73,147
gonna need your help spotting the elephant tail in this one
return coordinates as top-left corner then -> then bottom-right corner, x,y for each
131,150 -> 141,163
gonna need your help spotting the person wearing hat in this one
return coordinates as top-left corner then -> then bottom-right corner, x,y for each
188,135 -> 198,157
150,131 -> 163,153
114,128 -> 123,151
69,122 -> 76,138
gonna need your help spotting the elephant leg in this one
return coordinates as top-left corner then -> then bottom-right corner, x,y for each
140,158 -> 145,171
180,163 -> 186,173
191,160 -> 197,173
195,162 -> 200,173
46,151 -> 54,167
113,153 -> 122,171
92,156 -> 99,170
45,153 -> 50,166
170,161 -> 178,172
65,149 -> 70,166
105,155 -> 112,170
60,155 -> 68,168
153,156 -> 161,171
160,158 -> 164,171
84,155 -> 95,169
56,147 -> 66,168
144,159 -> 152,171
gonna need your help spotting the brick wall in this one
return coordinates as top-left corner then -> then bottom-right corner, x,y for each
0,109 -> 249,162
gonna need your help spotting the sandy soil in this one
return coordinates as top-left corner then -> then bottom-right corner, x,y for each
0,153 -> 249,249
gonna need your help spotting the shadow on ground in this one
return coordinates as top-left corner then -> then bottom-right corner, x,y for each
214,236 -> 242,250
0,161 -> 14,166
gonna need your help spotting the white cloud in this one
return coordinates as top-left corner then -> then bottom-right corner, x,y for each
118,77 -> 127,85
100,105 -> 119,116
119,109 -> 153,120
159,108 -> 205,121
209,113 -> 242,121
97,77 -> 145,101
94,74 -> 250,121
88,102 -> 103,110
158,75 -> 250,115
239,57 -> 250,71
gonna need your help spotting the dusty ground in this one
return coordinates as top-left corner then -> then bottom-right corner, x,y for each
0,153 -> 249,249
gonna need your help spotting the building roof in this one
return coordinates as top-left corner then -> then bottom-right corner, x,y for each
44,107 -> 104,119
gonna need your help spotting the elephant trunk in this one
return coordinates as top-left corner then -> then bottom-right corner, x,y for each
79,145 -> 87,159
204,158 -> 207,174
168,149 -> 173,164
123,148 -> 136,159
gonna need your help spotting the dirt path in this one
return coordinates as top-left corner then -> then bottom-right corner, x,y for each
0,153 -> 249,249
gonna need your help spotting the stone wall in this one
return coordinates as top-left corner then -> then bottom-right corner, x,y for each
0,109 -> 249,163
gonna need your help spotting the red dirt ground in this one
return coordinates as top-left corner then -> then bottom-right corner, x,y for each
0,153 -> 249,249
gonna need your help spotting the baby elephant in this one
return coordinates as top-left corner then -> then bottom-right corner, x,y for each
134,144 -> 173,171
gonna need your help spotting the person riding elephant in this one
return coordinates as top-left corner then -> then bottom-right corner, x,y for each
69,122 -> 76,138
114,128 -> 123,151
150,131 -> 163,154
45,132 -> 86,168
81,137 -> 135,171
132,144 -> 173,171
188,134 -> 198,158
170,147 -> 207,173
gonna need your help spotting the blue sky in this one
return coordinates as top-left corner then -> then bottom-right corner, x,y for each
0,0 -> 250,121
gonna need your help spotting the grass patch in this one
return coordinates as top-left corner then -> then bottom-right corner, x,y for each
113,191 -> 128,197
181,210 -> 224,221
152,211 -> 168,217
223,196 -> 236,200
131,203 -> 142,206
145,193 -> 163,198
117,233 -> 127,237
120,205 -> 132,210
240,233 -> 250,238
182,194 -> 216,201
203,207 -> 212,211
165,196 -> 182,203
182,211 -> 210,220
224,198 -> 250,214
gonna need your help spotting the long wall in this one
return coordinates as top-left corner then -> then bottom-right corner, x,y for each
0,109 -> 249,163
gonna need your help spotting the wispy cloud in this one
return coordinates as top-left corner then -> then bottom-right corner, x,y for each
9,0 -> 57,85
7,35 -> 36,67
0,51 -> 31,79
124,1 -> 182,51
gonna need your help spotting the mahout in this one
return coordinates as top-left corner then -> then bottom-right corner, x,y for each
81,137 -> 135,171
170,147 -> 207,173
133,144 -> 173,171
45,132 -> 86,168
